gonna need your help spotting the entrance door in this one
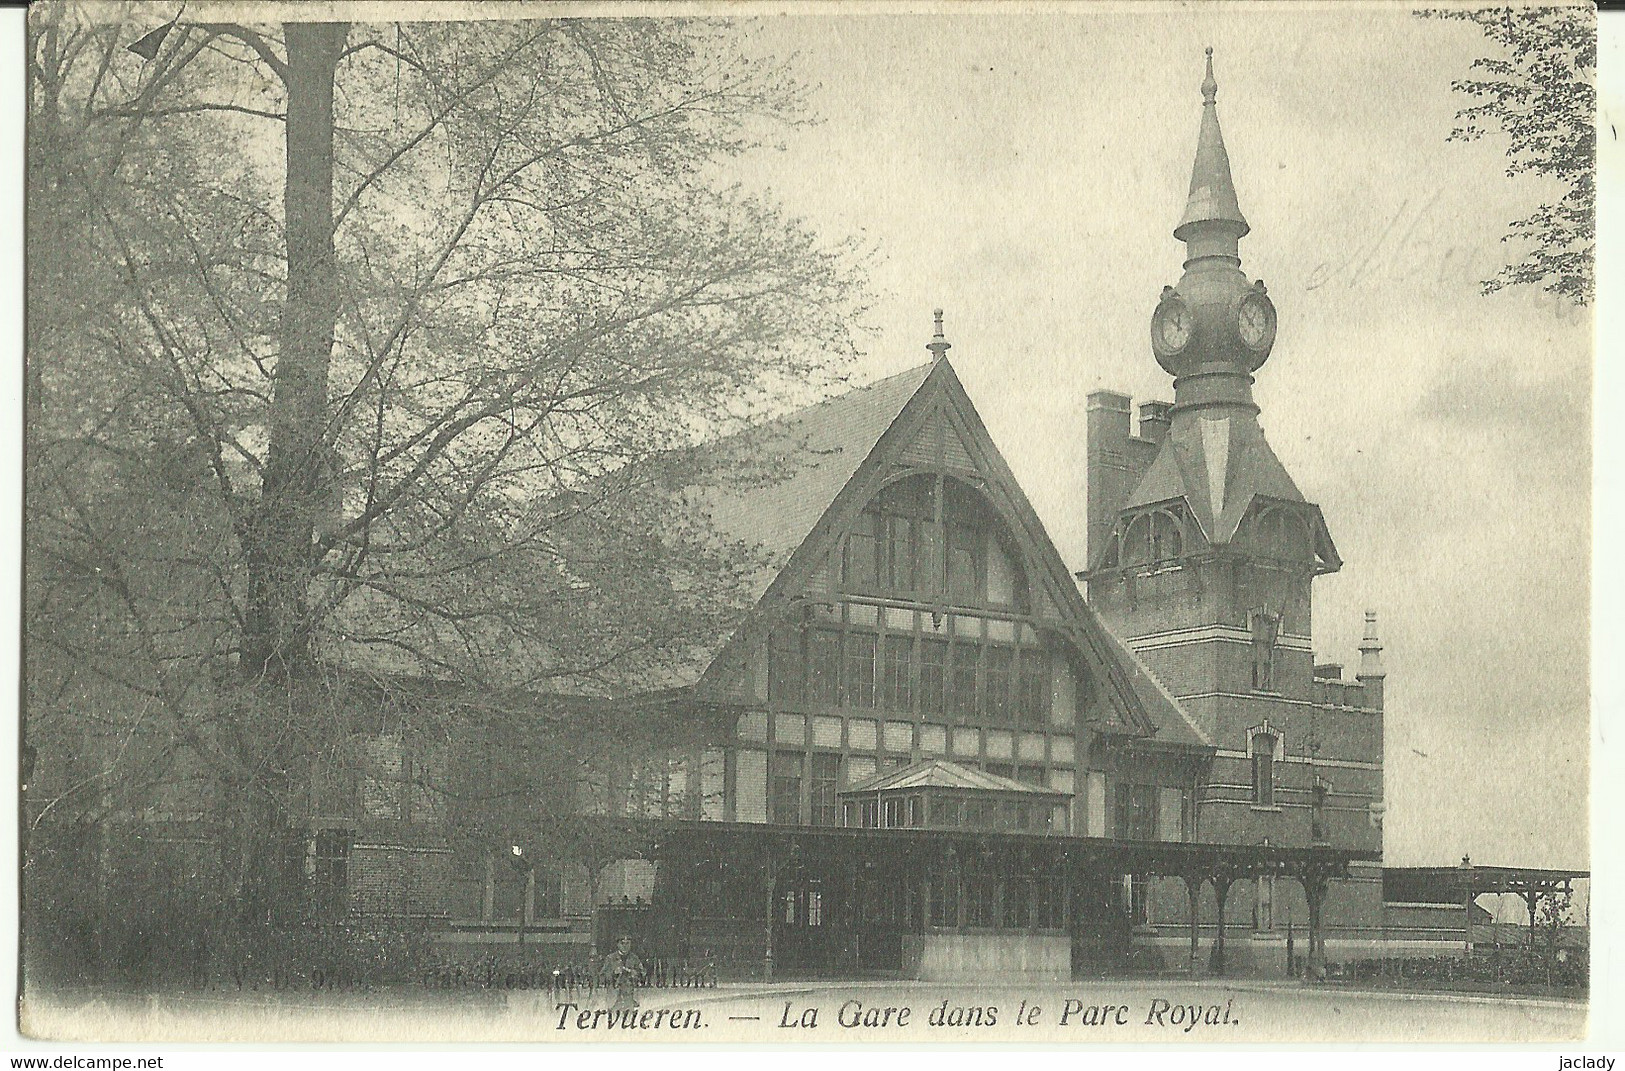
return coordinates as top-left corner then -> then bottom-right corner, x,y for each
774,874 -> 844,972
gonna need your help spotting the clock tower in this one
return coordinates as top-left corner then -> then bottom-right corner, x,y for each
1081,51 -> 1382,867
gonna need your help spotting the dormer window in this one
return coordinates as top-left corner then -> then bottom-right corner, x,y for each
1116,507 -> 1186,568
1247,505 -> 1311,562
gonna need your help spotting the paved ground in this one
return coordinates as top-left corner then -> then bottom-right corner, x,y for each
21,978 -> 1588,1044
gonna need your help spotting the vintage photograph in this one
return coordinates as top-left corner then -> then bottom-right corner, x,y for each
17,0 -> 1595,1045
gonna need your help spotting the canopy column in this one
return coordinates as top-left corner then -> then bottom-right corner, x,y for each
1183,874 -> 1203,977
761,846 -> 778,980
1210,872 -> 1235,976
1300,868 -> 1329,981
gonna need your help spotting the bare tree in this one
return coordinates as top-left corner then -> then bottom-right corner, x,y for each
25,4 -> 867,958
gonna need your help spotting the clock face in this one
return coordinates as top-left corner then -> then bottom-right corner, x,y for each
1239,298 -> 1272,347
1158,302 -> 1192,351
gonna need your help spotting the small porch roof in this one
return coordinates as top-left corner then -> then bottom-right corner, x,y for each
838,758 -> 1069,798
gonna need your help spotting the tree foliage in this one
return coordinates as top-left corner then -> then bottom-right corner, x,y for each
1422,5 -> 1595,305
24,3 -> 867,949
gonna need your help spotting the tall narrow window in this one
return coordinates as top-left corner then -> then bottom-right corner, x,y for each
917,516 -> 943,598
1003,877 -> 1030,929
930,872 -> 960,929
1251,733 -> 1277,807
987,540 -> 1017,605
844,513 -> 879,591
1121,514 -> 1151,566
771,751 -> 803,824
808,753 -> 840,827
1018,649 -> 1050,726
843,632 -> 877,708
1250,610 -> 1279,691
768,629 -> 803,704
883,634 -> 914,711
984,646 -> 1013,721
920,638 -> 948,715
808,629 -> 840,706
948,522 -> 980,600
950,641 -> 979,719
884,515 -> 914,591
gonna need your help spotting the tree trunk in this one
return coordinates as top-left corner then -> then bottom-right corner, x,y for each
241,21 -> 348,682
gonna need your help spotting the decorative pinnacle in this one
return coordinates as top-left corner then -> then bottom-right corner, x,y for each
927,307 -> 952,358
1358,610 -> 1386,679
1360,610 -> 1381,647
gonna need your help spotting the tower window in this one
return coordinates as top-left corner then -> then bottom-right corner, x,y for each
1251,733 -> 1277,807
1250,609 -> 1279,691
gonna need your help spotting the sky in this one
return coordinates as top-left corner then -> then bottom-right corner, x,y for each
727,8 -> 1592,869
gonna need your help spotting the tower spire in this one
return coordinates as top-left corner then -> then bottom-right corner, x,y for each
1175,47 -> 1249,246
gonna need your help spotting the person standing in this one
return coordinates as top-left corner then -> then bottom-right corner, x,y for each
600,934 -> 645,1010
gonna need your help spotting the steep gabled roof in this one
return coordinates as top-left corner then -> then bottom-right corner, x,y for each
839,758 -> 1070,797
685,362 -> 936,606
685,356 -> 1167,740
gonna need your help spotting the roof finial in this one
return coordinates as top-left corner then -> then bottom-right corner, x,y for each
927,307 -> 952,359
1202,47 -> 1217,104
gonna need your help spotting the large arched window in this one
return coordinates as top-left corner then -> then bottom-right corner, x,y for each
841,474 -> 1025,610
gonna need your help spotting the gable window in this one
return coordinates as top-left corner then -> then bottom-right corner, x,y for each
1251,732 -> 1277,807
840,474 -> 1025,610
884,514 -> 916,591
1121,515 -> 1151,566
844,513 -> 880,590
